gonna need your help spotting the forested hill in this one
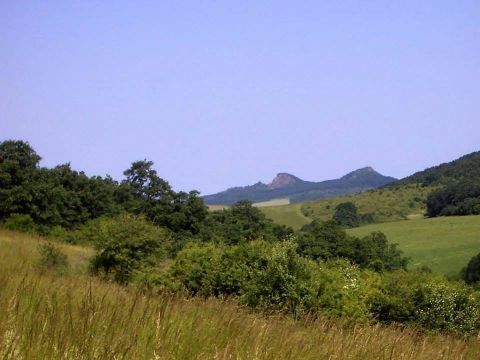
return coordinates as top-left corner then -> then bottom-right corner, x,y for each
203,167 -> 397,205
390,150 -> 480,187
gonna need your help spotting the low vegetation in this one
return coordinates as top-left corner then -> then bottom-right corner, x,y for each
2,230 -> 480,359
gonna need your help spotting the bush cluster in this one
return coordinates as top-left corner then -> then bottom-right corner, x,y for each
155,240 -> 480,336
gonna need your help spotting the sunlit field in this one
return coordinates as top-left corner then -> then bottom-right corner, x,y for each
262,184 -> 434,229
347,215 -> 480,276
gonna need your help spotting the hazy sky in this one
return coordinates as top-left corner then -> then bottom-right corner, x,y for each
2,1 -> 479,194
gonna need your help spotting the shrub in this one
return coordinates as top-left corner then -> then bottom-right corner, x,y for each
369,271 -> 424,324
333,202 -> 360,228
461,252 -> 480,285
89,214 -> 171,284
3,213 -> 36,233
360,212 -> 376,224
415,281 -> 480,336
38,242 -> 69,270
170,239 -> 378,320
297,221 -> 408,271
239,240 -> 314,316
297,220 -> 352,260
369,271 -> 480,336
170,242 -> 222,296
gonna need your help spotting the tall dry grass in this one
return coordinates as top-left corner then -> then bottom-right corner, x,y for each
1,229 -> 479,359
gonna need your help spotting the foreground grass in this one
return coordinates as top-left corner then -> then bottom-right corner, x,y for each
2,230 -> 480,359
347,215 -> 480,276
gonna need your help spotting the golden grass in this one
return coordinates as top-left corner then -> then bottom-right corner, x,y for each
1,230 -> 480,359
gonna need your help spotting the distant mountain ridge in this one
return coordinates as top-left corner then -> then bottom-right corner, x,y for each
203,167 -> 397,205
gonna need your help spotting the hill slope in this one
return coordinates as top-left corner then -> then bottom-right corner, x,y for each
204,167 -> 396,205
393,150 -> 480,187
261,150 -> 480,227
347,215 -> 480,276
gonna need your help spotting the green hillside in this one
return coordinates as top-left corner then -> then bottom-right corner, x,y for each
261,184 -> 434,228
347,215 -> 480,276
260,203 -> 311,229
396,150 -> 480,186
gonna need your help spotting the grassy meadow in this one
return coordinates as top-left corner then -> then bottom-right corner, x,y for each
1,229 -> 480,359
261,184 -> 434,229
260,203 -> 311,229
347,215 -> 480,276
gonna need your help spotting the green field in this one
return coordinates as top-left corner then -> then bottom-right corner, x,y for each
261,203 -> 311,229
253,197 -> 290,207
347,215 -> 480,276
261,184 -> 434,229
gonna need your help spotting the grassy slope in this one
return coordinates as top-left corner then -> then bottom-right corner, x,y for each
347,215 -> 480,276
261,184 -> 434,229
301,184 -> 433,223
261,203 -> 311,229
1,230 -> 480,359
253,197 -> 290,207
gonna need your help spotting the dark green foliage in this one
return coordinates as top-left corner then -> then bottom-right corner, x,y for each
0,141 -> 209,238
0,140 -> 41,220
396,150 -> 480,187
3,213 -> 37,233
205,200 -> 293,245
89,214 -> 171,284
120,160 -> 208,236
0,140 -> 121,231
351,232 -> 408,271
461,253 -> 480,285
297,221 -> 408,271
360,212 -> 376,224
426,180 -> 480,217
297,220 -> 353,260
333,202 -> 361,228
0,140 -> 41,188
38,242 -> 69,270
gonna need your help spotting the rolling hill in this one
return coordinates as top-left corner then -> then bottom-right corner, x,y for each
261,150 -> 480,227
204,167 -> 396,205
347,215 -> 480,276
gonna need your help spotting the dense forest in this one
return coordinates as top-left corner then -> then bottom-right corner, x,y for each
426,180 -> 480,217
395,151 -> 480,186
2,139 -> 480,337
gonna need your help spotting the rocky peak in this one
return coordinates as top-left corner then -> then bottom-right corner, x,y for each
268,173 -> 301,189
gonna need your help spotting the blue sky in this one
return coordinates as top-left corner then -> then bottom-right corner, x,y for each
1,1 -> 479,194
